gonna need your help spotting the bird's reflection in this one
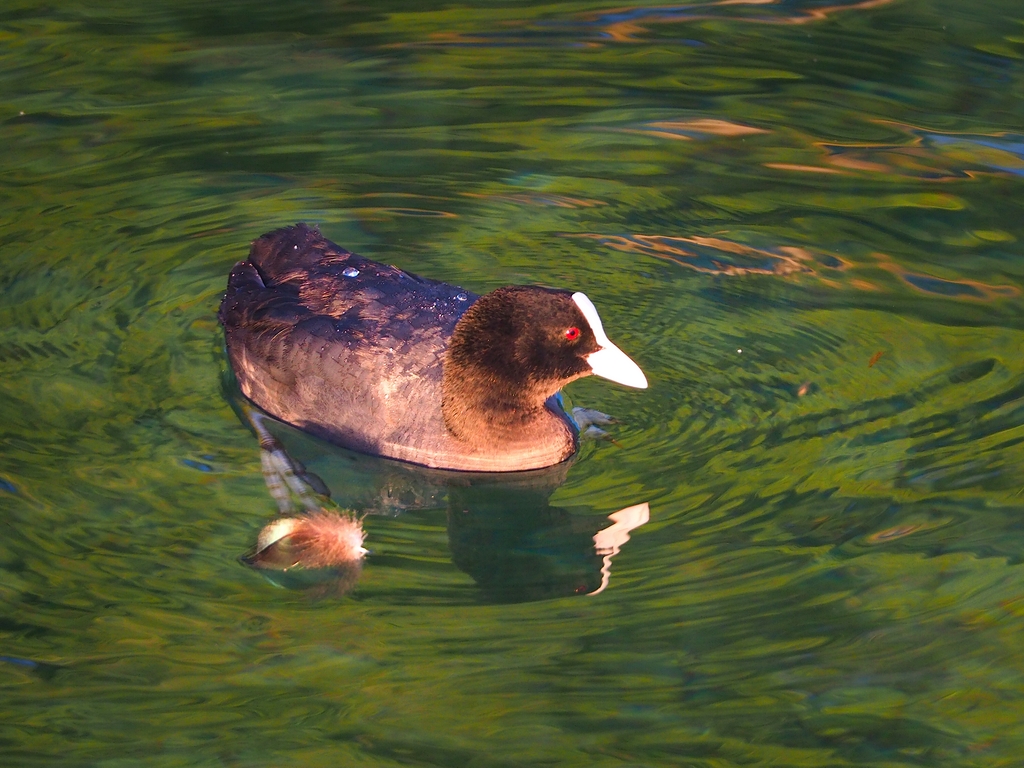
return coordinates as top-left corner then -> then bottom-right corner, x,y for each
235,398 -> 648,602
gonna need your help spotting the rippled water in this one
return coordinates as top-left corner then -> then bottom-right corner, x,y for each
2,1 -> 1024,765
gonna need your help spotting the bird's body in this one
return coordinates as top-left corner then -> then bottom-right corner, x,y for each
219,224 -> 645,472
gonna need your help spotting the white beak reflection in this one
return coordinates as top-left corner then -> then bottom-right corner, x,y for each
589,502 -> 650,596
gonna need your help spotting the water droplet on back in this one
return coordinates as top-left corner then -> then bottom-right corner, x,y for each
342,267 -> 360,278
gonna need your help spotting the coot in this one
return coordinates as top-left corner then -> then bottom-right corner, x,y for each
219,224 -> 646,472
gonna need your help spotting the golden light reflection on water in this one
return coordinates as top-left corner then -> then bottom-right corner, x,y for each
764,124 -> 1024,181
573,232 -> 815,276
379,0 -> 898,48
624,118 -> 769,140
462,190 -> 607,208
574,232 -> 1020,302
871,252 -> 1021,301
577,0 -> 898,41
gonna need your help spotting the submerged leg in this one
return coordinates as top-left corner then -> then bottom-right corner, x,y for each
244,405 -> 322,514
571,406 -> 620,440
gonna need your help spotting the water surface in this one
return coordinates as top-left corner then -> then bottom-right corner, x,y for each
2,1 -> 1024,765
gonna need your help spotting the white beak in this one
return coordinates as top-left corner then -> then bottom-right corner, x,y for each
572,293 -> 649,389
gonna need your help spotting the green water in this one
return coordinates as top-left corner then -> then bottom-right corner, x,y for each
3,0 -> 1024,764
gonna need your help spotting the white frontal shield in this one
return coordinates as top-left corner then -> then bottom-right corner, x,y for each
572,292 -> 648,389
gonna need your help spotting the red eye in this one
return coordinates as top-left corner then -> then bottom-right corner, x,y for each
565,326 -> 580,341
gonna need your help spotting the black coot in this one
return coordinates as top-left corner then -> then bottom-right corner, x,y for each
219,224 -> 647,472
